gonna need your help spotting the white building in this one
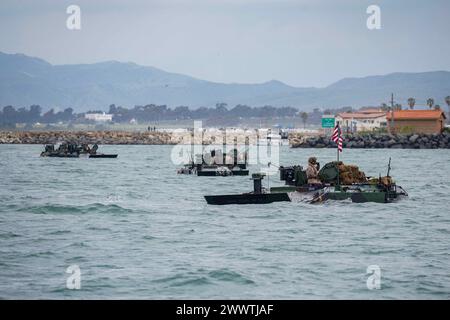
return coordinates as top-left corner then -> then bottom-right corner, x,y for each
336,109 -> 387,132
84,112 -> 113,122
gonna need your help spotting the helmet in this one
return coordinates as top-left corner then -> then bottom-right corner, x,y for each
308,157 -> 317,164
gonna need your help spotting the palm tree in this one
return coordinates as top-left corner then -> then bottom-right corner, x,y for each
445,96 -> 450,123
427,98 -> 435,109
407,97 -> 415,110
434,105 -> 441,110
394,103 -> 402,111
445,96 -> 450,115
445,96 -> 450,109
300,112 -> 308,129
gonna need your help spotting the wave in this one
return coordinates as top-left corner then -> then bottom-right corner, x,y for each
46,230 -> 72,235
18,203 -> 135,215
0,231 -> 21,239
153,268 -> 255,288
153,274 -> 212,287
208,269 -> 255,285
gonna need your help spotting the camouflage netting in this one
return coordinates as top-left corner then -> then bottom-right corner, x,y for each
368,176 -> 394,186
337,163 -> 367,185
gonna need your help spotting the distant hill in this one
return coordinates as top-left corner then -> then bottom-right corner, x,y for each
1,51 -> 449,112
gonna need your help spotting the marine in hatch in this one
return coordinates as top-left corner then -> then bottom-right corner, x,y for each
306,157 -> 321,185
90,143 -> 98,154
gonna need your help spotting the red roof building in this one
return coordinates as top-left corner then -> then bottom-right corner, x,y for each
386,109 -> 446,134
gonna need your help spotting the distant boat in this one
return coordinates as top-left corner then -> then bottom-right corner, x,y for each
258,133 -> 289,146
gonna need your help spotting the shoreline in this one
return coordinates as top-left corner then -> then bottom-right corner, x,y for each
0,130 -> 177,145
1,130 -> 450,149
290,132 -> 450,149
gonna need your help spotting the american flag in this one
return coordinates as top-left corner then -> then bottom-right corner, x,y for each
331,123 -> 343,152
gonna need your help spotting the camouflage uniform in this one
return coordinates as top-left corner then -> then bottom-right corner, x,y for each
306,157 -> 321,184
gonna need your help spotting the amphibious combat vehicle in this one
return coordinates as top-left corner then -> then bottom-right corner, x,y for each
178,148 -> 249,176
40,143 -> 118,158
204,173 -> 291,205
273,158 -> 408,204
204,158 -> 408,205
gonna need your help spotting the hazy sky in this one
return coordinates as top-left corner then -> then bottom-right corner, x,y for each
1,0 -> 449,87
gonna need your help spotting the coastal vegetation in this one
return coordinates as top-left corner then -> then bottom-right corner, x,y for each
0,103 -> 320,128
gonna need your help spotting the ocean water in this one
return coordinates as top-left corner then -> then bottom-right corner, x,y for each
0,144 -> 449,299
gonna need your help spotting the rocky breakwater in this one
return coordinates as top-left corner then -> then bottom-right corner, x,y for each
0,131 -> 177,145
290,132 -> 450,149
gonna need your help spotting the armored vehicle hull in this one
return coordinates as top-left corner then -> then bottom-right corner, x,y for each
204,192 -> 290,205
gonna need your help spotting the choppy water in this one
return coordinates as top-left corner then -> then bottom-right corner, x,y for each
0,144 -> 449,299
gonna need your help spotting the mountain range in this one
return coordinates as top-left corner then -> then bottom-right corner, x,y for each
1,51 -> 449,112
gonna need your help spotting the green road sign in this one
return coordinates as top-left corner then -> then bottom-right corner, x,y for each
321,117 -> 335,128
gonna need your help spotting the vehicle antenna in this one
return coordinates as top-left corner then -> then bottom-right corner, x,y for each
268,161 -> 280,169
387,157 -> 392,177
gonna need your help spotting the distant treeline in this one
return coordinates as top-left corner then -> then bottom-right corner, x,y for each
0,105 -> 76,125
108,103 -> 301,122
0,103 -> 353,126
